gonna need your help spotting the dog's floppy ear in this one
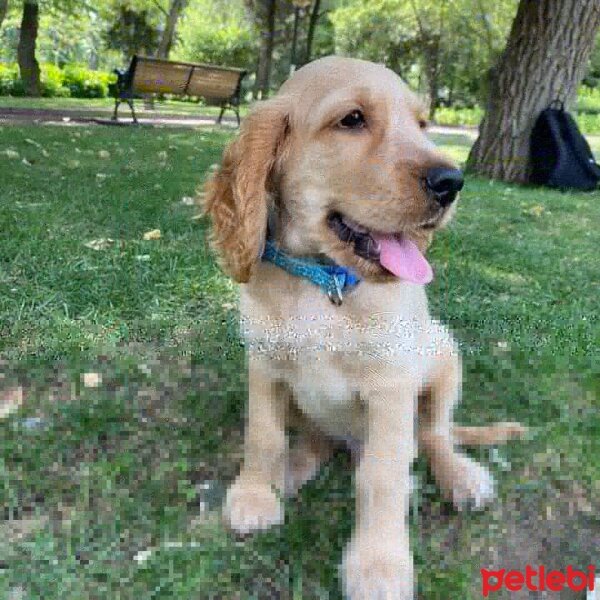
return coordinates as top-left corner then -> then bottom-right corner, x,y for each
203,98 -> 289,283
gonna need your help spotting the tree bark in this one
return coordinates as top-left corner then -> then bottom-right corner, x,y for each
157,0 -> 187,60
467,0 -> 600,183
17,0 -> 41,97
410,0 -> 444,121
0,0 -> 9,31
425,35 -> 441,120
303,0 -> 321,65
253,0 -> 277,99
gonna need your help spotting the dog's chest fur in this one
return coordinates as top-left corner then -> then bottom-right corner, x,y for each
239,264 -> 453,439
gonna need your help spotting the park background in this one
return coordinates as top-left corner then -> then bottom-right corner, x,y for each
1,0 -> 600,132
0,1 -> 599,599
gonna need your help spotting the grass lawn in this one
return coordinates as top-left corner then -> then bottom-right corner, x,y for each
0,123 -> 598,599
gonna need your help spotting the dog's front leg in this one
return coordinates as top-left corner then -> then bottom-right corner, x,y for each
343,375 -> 417,600
222,355 -> 286,534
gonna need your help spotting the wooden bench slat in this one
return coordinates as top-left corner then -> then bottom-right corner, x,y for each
133,61 -> 191,95
187,69 -> 241,100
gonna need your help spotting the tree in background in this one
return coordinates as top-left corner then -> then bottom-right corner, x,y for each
105,5 -> 160,60
303,0 -> 322,65
467,0 -> 600,182
17,0 -> 41,95
174,0 -> 255,70
157,0 -> 188,59
245,0 -> 277,98
330,0 -> 517,116
583,35 -> 600,87
0,0 -> 8,30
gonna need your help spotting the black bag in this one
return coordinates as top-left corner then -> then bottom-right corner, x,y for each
530,100 -> 600,191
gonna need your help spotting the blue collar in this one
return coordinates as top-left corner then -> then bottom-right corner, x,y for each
262,239 -> 361,305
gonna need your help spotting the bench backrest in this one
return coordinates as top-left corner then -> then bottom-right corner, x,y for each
130,56 -> 245,103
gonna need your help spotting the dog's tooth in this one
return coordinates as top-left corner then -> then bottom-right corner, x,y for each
341,216 -> 368,234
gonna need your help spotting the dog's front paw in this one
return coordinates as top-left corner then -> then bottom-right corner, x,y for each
222,478 -> 283,534
445,455 -> 496,510
342,535 -> 414,600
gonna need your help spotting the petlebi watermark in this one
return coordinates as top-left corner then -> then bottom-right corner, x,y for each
481,565 -> 596,597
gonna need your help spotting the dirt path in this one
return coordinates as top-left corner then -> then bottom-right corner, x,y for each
0,105 -> 480,137
0,106 -> 239,128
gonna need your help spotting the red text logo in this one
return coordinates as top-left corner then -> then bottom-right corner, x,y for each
481,565 -> 595,596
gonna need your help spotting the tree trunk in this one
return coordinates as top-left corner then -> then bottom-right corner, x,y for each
157,0 -> 187,60
17,0 -> 41,97
467,0 -> 600,183
425,36 -> 441,121
303,0 -> 321,65
0,0 -> 9,31
253,0 -> 277,99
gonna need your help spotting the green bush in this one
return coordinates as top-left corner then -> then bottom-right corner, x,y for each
433,106 -> 484,127
61,64 -> 113,98
575,111 -> 600,135
577,86 -> 600,115
0,63 -> 22,96
40,63 -> 70,98
0,62 -> 114,98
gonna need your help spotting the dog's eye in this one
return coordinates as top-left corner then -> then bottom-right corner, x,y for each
339,110 -> 366,129
419,119 -> 428,130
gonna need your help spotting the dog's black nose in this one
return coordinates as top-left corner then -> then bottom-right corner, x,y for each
425,167 -> 464,207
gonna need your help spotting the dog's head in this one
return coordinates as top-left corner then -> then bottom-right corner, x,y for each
203,56 -> 462,284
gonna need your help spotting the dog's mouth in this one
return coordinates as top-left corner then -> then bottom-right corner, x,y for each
327,212 -> 382,262
327,212 -> 434,284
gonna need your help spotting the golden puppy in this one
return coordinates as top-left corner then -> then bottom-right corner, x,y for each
203,56 -> 525,599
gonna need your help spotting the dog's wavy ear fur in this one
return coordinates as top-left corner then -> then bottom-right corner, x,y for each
203,99 -> 289,283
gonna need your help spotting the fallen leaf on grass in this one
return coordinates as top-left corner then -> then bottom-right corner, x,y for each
67,159 -> 80,168
133,540 -> 206,564
525,204 -> 545,217
1,149 -> 20,159
0,514 -> 49,543
84,238 -> 114,251
8,587 -> 26,600
81,372 -> 102,388
157,150 -> 168,161
0,386 -> 23,419
21,158 -> 32,167
181,196 -> 195,206
143,229 -> 161,240
191,213 -> 203,221
24,138 -> 42,148
98,150 -> 111,159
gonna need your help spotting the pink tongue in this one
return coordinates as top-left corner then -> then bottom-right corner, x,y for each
374,235 -> 433,284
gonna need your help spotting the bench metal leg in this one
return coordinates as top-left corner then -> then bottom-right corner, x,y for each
235,106 -> 241,127
112,99 -> 121,121
127,99 -> 138,124
216,105 -> 226,125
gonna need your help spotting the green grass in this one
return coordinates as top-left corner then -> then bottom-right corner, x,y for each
1,124 -> 599,599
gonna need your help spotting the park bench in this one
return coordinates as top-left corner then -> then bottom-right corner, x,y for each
110,56 -> 247,125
